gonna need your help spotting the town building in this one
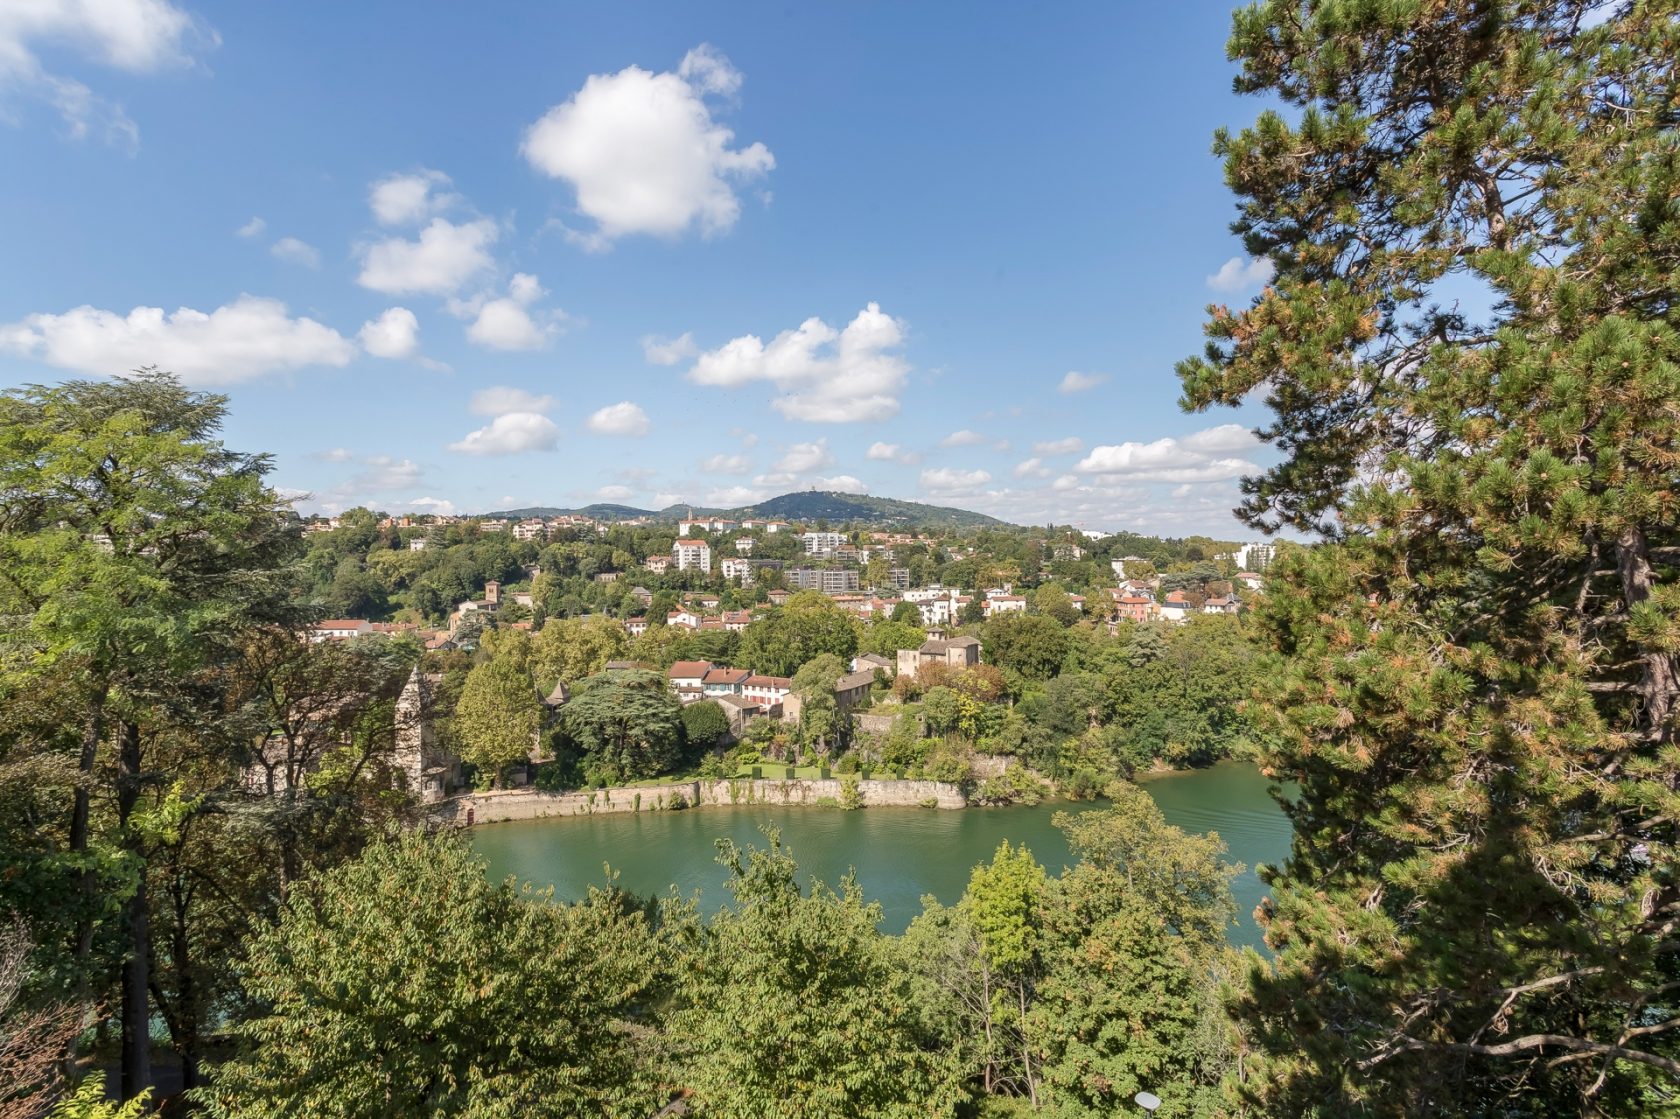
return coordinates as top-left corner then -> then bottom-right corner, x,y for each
801,531 -> 846,556
667,661 -> 713,703
672,538 -> 712,574
787,567 -> 860,594
897,636 -> 982,679
310,619 -> 372,642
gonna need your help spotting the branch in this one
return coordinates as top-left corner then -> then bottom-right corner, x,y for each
1366,1033 -> 1680,1078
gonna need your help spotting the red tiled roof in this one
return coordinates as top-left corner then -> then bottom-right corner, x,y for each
314,619 -> 369,629
743,674 -> 791,689
704,667 -> 751,684
667,661 -> 714,678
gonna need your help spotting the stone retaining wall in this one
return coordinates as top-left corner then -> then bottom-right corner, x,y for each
429,776 -> 966,826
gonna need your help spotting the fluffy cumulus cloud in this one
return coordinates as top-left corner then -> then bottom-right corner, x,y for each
702,452 -> 752,475
1207,255 -> 1276,292
642,331 -> 698,365
269,236 -> 320,268
369,169 -> 458,226
816,474 -> 867,494
940,429 -> 985,447
1058,371 -> 1107,394
470,386 -> 555,416
921,467 -> 992,494
448,412 -> 560,456
1033,435 -> 1084,456
1074,423 -> 1261,482
587,401 -> 651,437
1013,457 -> 1051,479
774,439 -> 833,474
685,303 -> 911,423
597,484 -> 635,501
0,0 -> 214,150
358,307 -> 421,359
0,295 -> 355,383
458,273 -> 557,351
236,216 -> 265,238
521,45 -> 774,249
866,441 -> 920,465
357,217 -> 498,296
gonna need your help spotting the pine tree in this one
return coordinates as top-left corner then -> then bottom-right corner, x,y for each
1179,3 -> 1680,1112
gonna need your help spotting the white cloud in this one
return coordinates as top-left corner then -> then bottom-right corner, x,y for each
1074,424 -> 1262,483
642,331 -> 698,365
470,386 -> 555,416
597,484 -> 635,501
587,401 -> 650,437
1207,255 -> 1275,292
521,44 -> 773,248
358,307 -> 421,359
753,472 -> 797,488
0,295 -> 354,383
449,412 -> 560,455
774,439 -> 833,474
941,429 -> 984,447
1052,474 -> 1079,492
702,453 -> 752,475
357,217 -> 497,296
401,496 -> 458,515
704,484 -> 768,507
236,216 -> 265,238
687,302 -> 910,422
312,448 -> 354,462
355,456 -> 423,490
270,236 -> 321,268
866,441 -> 920,465
921,467 -> 991,493
1032,435 -> 1084,456
462,273 -> 558,351
1179,422 -> 1258,455
369,169 -> 458,226
816,474 -> 867,493
1014,457 -> 1050,479
0,0 -> 214,150
1058,371 -> 1107,394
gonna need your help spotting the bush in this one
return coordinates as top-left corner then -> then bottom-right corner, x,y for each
1063,767 -> 1105,800
834,751 -> 860,774
973,765 -> 1047,806
839,772 -> 863,810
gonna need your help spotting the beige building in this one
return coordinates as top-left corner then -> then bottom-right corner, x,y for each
897,636 -> 981,680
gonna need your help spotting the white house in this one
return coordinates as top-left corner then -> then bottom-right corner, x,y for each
984,594 -> 1027,618
742,674 -> 792,705
721,556 -> 754,583
672,538 -> 712,574
310,619 -> 371,642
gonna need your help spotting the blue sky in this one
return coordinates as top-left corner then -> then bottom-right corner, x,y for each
0,1 -> 1281,538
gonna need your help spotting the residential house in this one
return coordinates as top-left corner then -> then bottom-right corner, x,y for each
408,537 -> 428,552
735,537 -> 754,554
897,636 -> 982,679
667,607 -> 702,630
742,674 -> 792,706
512,519 -> 547,542
1157,591 -> 1193,624
644,554 -> 672,574
667,661 -> 713,703
702,667 -> 750,699
722,610 -> 752,632
721,556 -> 754,583
717,694 -> 774,736
625,616 -> 650,637
766,589 -> 791,606
852,653 -> 895,678
630,585 -> 655,606
1114,594 -> 1153,624
672,538 -> 712,574
1068,594 -> 1086,612
984,594 -> 1027,618
310,619 -> 372,642
1203,594 -> 1240,615
782,669 -> 876,724
1236,571 -> 1263,590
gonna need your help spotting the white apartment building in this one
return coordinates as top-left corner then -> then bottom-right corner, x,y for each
672,538 -> 712,574
802,531 -> 846,555
721,556 -> 754,583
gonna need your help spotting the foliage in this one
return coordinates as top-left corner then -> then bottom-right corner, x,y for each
737,592 -> 858,676
673,833 -> 964,1117
531,613 -> 628,686
980,614 -> 1069,681
199,831 -> 668,1117
559,670 -> 683,782
452,629 -> 542,781
1179,2 -> 1680,1111
680,699 -> 731,751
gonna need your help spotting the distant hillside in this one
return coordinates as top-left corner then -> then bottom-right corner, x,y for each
478,491 -> 1010,529
708,491 -> 1008,529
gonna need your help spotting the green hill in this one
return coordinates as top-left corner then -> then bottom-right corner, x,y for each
479,491 -> 1010,529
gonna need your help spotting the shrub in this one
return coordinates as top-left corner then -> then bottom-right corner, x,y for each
839,772 -> 863,810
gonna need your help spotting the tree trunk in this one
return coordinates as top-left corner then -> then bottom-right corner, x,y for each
116,720 -> 150,1101
1615,527 -> 1680,743
70,683 -> 107,987
1019,981 -> 1038,1108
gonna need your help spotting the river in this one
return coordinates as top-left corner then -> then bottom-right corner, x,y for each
472,760 -> 1294,949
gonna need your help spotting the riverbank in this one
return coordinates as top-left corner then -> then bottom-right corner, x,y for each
429,775 -> 967,826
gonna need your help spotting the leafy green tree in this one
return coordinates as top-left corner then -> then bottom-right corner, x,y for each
737,592 -> 858,676
531,613 -> 628,686
560,670 -> 683,781
964,842 -> 1048,1106
198,831 -> 668,1117
0,371 -> 302,1098
681,699 -> 731,752
1178,2 -> 1680,1111
890,601 -> 922,624
859,618 -> 925,658
673,834 -> 964,1117
453,630 -> 542,784
791,652 -> 846,756
980,614 -> 1069,681
1032,583 -> 1079,627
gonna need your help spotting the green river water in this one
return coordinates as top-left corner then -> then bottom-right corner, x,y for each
472,760 -> 1294,950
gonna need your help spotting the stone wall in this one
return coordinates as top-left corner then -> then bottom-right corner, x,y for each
428,776 -> 966,826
